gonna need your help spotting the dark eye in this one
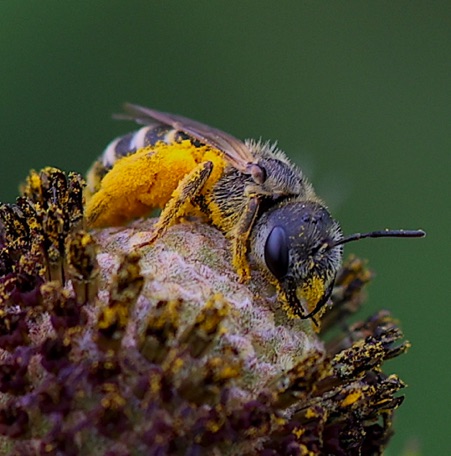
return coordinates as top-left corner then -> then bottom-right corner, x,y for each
264,225 -> 289,279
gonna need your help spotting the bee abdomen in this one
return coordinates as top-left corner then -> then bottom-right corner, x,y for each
86,125 -> 190,197
101,125 -> 189,169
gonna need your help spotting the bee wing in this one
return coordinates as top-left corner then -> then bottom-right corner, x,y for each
119,103 -> 256,172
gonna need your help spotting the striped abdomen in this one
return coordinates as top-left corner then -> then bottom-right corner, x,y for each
86,124 -> 199,198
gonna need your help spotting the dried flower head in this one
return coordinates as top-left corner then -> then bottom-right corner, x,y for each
0,168 -> 409,455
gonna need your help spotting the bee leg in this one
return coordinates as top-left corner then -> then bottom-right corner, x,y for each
232,196 -> 260,283
137,161 -> 213,247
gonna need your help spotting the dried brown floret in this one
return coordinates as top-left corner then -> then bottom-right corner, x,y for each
138,298 -> 183,364
65,231 -> 99,304
95,251 -> 143,352
178,293 -> 229,358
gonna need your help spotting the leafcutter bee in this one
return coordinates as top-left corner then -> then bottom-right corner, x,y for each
85,104 -> 425,323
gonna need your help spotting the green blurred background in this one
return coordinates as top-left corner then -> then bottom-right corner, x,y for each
1,1 -> 449,453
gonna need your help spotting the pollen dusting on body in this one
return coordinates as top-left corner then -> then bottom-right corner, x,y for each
299,275 -> 325,315
85,140 -> 226,228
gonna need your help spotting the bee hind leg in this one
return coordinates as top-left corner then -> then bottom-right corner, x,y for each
136,161 -> 214,248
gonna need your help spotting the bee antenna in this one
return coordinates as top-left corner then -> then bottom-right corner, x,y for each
327,228 -> 426,250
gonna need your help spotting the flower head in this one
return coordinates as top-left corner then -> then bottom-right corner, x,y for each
0,168 -> 409,455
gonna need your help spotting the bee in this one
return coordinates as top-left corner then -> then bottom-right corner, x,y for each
85,104 -> 425,323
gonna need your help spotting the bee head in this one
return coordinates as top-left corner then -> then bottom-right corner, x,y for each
251,201 -> 343,320
251,200 -> 425,321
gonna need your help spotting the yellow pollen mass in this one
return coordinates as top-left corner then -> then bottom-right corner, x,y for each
85,141 -> 226,228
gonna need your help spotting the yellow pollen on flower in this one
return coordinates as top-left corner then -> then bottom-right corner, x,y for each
341,390 -> 362,407
206,419 -> 222,433
149,376 -> 161,395
81,233 -> 93,247
219,365 -> 240,380
172,357 -> 184,374
28,173 -> 43,192
97,305 -> 129,330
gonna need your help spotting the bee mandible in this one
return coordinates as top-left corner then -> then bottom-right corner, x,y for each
85,104 -> 425,322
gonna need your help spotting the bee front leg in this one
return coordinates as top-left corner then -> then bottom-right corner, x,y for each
137,161 -> 214,248
232,196 -> 260,283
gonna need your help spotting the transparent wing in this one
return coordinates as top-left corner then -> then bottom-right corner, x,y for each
118,103 -> 256,172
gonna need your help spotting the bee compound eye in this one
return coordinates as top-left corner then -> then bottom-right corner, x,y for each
264,225 -> 289,279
